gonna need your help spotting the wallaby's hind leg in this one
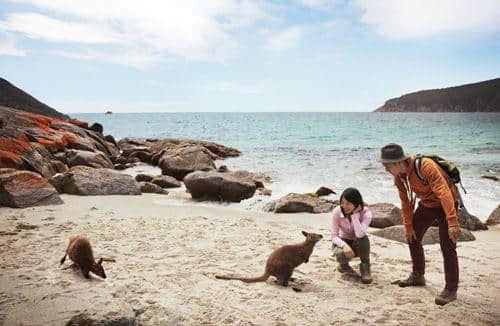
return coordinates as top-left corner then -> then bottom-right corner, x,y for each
279,270 -> 293,287
82,267 -> 90,279
60,254 -> 67,265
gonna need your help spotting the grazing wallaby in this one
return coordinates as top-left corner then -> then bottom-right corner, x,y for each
60,236 -> 115,279
216,231 -> 323,287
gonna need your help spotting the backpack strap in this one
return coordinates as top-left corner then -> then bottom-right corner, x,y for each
413,154 -> 428,185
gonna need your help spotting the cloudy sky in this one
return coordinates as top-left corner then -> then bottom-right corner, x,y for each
0,0 -> 499,113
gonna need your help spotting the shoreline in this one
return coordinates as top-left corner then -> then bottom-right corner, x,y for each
1,194 -> 499,325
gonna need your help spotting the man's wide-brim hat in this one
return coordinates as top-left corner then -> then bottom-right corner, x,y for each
379,143 -> 410,163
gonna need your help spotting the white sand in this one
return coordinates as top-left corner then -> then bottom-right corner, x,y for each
1,194 -> 499,325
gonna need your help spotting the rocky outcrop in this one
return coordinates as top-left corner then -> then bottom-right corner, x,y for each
375,78 -> 500,112
0,77 -> 69,119
368,203 -> 403,228
0,107 -> 119,177
371,225 -> 475,245
158,144 -> 216,180
0,170 -> 63,207
265,193 -> 337,213
184,170 -> 257,202
66,149 -> 114,169
50,166 -> 141,196
486,205 -> 500,225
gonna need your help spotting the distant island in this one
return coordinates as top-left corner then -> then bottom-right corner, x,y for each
375,78 -> 500,112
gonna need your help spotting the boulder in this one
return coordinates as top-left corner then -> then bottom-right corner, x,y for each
135,174 -> 154,182
122,146 -> 150,157
0,170 -> 63,207
258,188 -> 272,196
129,150 -> 152,164
159,144 -> 216,180
89,122 -> 103,134
457,210 -> 488,230
117,137 -> 150,151
315,186 -> 336,197
486,205 -> 500,225
265,193 -> 336,213
105,134 -> 117,146
49,166 -> 141,196
184,170 -> 257,202
151,175 -> 181,188
149,138 -> 240,160
66,149 -> 114,169
371,225 -> 475,245
368,203 -> 403,228
139,181 -> 168,194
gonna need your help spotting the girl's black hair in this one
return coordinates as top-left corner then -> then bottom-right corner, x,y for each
340,187 -> 364,216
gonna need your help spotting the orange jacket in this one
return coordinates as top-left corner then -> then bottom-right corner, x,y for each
394,156 -> 459,230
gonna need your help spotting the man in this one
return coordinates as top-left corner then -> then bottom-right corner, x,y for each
379,143 -> 462,306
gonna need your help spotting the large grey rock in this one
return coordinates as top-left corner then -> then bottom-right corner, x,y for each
50,166 -> 141,196
371,225 -> 475,245
486,205 -> 500,226
151,175 -> 181,188
159,144 -> 216,180
184,170 -> 257,202
66,149 -> 114,169
0,170 -> 63,208
368,203 -> 403,228
265,193 -> 336,213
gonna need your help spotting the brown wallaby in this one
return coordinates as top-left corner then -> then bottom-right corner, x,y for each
215,231 -> 323,287
60,236 -> 115,279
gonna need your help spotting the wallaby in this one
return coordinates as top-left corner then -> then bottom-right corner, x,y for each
60,236 -> 115,279
216,231 -> 323,287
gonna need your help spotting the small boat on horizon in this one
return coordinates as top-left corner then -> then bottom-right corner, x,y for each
105,111 -> 113,115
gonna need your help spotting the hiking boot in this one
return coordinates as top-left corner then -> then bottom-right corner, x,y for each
398,272 -> 425,287
337,263 -> 355,274
359,263 -> 373,284
435,289 -> 457,306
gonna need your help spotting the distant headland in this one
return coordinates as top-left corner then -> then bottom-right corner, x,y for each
375,78 -> 500,112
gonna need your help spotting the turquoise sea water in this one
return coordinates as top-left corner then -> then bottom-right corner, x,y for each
73,112 -> 500,219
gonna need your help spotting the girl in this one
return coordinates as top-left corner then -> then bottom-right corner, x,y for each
331,187 -> 373,284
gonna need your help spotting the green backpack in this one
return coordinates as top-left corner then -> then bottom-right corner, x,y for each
413,154 -> 474,229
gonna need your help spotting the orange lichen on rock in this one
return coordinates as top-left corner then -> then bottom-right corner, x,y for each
0,150 -> 22,168
25,114 -> 59,131
0,136 -> 31,154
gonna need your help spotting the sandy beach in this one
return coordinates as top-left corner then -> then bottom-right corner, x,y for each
0,193 -> 499,325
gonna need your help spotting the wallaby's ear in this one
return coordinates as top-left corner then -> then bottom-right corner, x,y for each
97,258 -> 103,265
302,231 -> 308,237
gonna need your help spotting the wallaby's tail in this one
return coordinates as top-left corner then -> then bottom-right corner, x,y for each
215,272 -> 269,283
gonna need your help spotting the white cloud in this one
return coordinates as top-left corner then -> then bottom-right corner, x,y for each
0,0 -> 275,64
179,82 -> 263,94
0,34 -> 26,56
0,13 -> 120,43
353,0 -> 500,39
264,26 -> 307,53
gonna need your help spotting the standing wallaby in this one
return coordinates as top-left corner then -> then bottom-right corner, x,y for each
60,236 -> 114,279
216,231 -> 323,287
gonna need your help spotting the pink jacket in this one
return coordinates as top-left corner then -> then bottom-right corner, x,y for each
331,205 -> 372,248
